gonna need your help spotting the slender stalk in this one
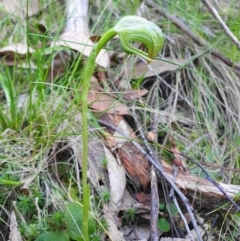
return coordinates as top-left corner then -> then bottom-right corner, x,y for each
81,28 -> 116,241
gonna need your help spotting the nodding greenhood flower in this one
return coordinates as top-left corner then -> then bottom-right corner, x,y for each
96,15 -> 164,63
114,15 -> 164,62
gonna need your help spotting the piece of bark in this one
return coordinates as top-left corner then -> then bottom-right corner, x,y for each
162,160 -> 240,211
99,113 -> 150,189
118,141 -> 150,189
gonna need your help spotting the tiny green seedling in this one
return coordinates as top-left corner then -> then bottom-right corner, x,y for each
80,15 -> 164,241
35,202 -> 96,241
98,188 -> 111,204
99,218 -> 108,232
101,157 -> 108,169
47,211 -> 67,232
16,194 -> 35,215
21,223 -> 42,240
132,75 -> 145,89
123,207 -> 137,223
158,202 -> 179,233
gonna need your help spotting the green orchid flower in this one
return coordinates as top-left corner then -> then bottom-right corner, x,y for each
80,16 -> 164,241
114,15 -> 164,61
95,15 -> 164,61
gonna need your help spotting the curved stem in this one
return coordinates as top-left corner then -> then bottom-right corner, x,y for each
81,28 -> 116,241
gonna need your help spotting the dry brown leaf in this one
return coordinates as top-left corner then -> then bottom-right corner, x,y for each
146,131 -> 155,142
0,44 -> 35,66
88,90 -> 129,115
104,134 -> 117,148
102,204 -> 125,241
0,43 -> 34,56
169,135 -> 187,171
3,60 -> 37,68
123,224 -> 158,241
104,146 -> 126,210
51,32 -> 109,68
89,35 -> 102,43
118,142 -> 150,189
9,211 -> 23,241
87,137 -> 109,190
135,192 -> 151,206
112,120 -> 132,147
131,58 -> 187,79
122,89 -> 148,100
2,0 -> 39,18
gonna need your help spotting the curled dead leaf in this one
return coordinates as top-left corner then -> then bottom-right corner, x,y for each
0,44 -> 35,66
0,43 -> 34,56
104,146 -> 126,209
168,135 -> 186,171
9,211 -> 23,241
88,90 -> 129,115
121,89 -> 148,100
135,192 -> 151,206
2,0 -> 39,18
130,58 -> 187,79
104,134 -> 117,148
50,32 -> 109,68
146,131 -> 155,142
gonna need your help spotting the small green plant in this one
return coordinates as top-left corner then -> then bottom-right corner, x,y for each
98,188 -> 111,204
47,211 -> 67,232
101,157 -> 108,169
99,217 -> 108,232
132,75 -> 145,89
80,15 -> 164,241
90,232 -> 102,241
123,207 -> 137,223
35,202 -> 96,241
35,231 -> 70,241
64,202 -> 96,241
20,222 -> 43,241
158,217 -> 171,233
0,71 -> 19,130
17,194 -> 35,215
158,202 -> 179,233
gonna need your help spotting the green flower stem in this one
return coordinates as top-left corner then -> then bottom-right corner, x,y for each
80,16 -> 164,241
81,28 -> 116,241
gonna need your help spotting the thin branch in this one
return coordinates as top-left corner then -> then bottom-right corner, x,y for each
169,166 -> 193,240
132,106 -> 159,241
150,167 -> 159,241
201,0 -> 240,50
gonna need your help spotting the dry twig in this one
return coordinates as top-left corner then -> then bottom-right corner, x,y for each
201,0 -> 240,50
132,107 -> 160,241
149,96 -> 160,241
